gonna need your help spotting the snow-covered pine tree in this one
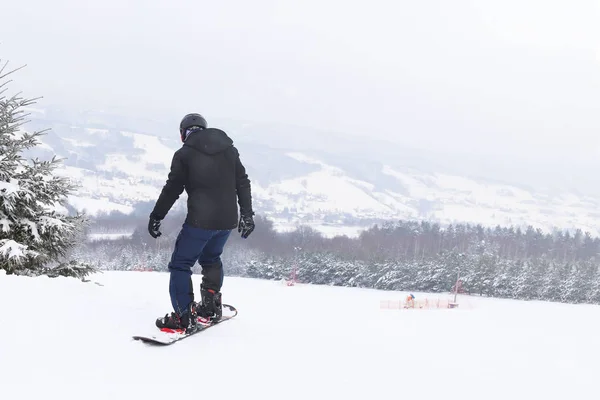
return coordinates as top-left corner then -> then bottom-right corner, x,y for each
0,60 -> 95,278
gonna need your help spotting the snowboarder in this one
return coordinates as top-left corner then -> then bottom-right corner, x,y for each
147,113 -> 255,331
404,293 -> 415,308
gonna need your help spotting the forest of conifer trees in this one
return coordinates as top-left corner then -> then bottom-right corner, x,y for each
74,211 -> 600,306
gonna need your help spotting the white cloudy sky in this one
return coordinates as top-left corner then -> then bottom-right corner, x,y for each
1,0 -> 599,162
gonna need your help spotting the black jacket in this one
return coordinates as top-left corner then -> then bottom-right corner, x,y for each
150,128 -> 253,230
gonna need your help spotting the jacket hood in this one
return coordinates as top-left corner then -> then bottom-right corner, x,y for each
183,128 -> 233,155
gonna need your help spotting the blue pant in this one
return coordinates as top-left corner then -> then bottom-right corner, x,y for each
167,223 -> 232,315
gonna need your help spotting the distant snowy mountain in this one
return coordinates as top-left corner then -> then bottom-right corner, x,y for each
20,108 -> 600,238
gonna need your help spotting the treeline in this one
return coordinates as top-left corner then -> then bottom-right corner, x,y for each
75,213 -> 600,305
246,247 -> 600,304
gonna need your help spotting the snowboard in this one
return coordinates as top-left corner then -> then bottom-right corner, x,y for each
132,304 -> 238,345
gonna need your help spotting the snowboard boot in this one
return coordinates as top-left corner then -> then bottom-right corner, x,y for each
156,303 -> 198,333
195,285 -> 222,326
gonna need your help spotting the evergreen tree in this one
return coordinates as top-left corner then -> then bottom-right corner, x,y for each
0,60 -> 94,278
585,263 -> 600,304
539,260 -> 564,302
513,259 -> 544,300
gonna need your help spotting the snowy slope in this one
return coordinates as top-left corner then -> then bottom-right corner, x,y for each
381,166 -> 600,234
257,152 -> 399,216
36,127 -> 187,216
0,270 -> 598,399
22,116 -> 600,237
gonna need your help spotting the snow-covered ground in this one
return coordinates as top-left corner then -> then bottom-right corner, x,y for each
87,232 -> 133,241
0,270 -> 597,399
269,218 -> 370,238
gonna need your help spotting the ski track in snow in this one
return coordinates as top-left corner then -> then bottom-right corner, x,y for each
0,270 -> 598,399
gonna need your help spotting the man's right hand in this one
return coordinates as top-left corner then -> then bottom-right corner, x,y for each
148,213 -> 162,238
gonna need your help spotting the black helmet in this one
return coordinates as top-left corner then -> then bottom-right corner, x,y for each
179,113 -> 207,141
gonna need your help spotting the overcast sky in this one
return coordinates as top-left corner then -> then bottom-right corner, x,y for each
1,0 -> 599,163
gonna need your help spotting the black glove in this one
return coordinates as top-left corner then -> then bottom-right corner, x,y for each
238,212 -> 255,239
148,213 -> 162,238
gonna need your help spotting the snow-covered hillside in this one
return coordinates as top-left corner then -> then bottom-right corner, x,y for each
21,114 -> 600,238
0,270 -> 597,399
